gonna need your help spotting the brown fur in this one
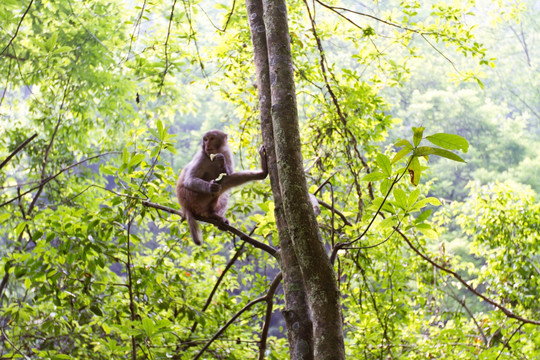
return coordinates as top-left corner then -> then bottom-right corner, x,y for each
176,130 -> 268,245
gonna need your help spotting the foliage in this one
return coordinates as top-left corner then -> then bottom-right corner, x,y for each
0,0 -> 539,359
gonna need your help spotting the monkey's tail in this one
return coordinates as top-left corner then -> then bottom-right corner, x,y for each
184,210 -> 202,246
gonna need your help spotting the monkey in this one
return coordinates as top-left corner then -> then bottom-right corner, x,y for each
175,130 -> 268,245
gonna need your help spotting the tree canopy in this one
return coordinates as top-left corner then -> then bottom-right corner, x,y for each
0,0 -> 539,359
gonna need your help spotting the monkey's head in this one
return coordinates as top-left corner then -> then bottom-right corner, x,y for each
202,130 -> 228,155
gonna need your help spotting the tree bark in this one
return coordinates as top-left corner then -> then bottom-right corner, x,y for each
245,0 -> 314,358
259,0 -> 345,358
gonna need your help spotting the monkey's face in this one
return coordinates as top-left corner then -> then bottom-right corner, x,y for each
203,130 -> 228,155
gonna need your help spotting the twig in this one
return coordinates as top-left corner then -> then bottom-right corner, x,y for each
124,0 -> 148,62
314,0 -> 459,72
331,156 -> 412,264
313,172 -> 336,195
496,323 -> 525,360
0,151 -> 120,208
0,56 -> 14,108
1,328 -> 31,360
180,0 -> 207,79
448,292 -> 488,345
258,273 -> 282,360
303,0 -> 374,202
188,242 -> 246,337
28,76 -> 72,214
317,198 -> 352,226
0,133 -> 37,171
0,0 -> 35,57
197,0 -> 236,33
141,201 -> 278,257
158,0 -> 178,96
0,267 -> 10,302
193,273 -> 282,360
126,218 -> 138,360
396,228 -> 540,326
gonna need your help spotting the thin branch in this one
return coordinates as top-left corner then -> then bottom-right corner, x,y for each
0,56 -> 14,108
331,156 -> 413,264
496,323 -> 525,360
1,328 -> 31,360
197,0 -> 236,33
126,218 -> 138,360
313,172 -> 336,195
395,228 -> 540,326
448,292 -> 488,345
258,273 -> 282,360
0,133 -> 37,171
124,0 -> 148,62
66,0 -> 114,55
0,0 -> 34,57
193,273 -> 282,360
141,201 -> 278,258
158,0 -> 178,96
0,267 -> 10,302
303,0 -> 374,202
317,198 -> 352,226
28,76 -> 72,215
343,223 -> 400,251
180,0 -> 208,79
188,242 -> 246,337
0,151 -> 120,208
314,0 -> 459,72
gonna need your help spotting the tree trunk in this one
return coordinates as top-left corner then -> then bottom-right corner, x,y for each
245,0 -> 314,358
249,0 -> 346,358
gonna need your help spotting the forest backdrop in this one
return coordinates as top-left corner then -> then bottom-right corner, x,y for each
0,0 -> 539,359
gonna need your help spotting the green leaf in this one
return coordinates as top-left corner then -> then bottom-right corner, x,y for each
413,146 -> 436,157
25,278 -> 31,290
376,154 -> 392,176
16,222 -> 27,237
409,157 -> 422,186
122,148 -> 129,164
371,197 -> 396,214
128,153 -> 146,168
393,188 -> 407,209
408,188 -> 421,208
148,128 -> 160,140
394,139 -> 413,149
142,317 -> 154,336
157,119 -> 165,139
416,197 -> 442,208
32,230 -> 44,241
392,148 -> 412,164
430,148 -> 466,163
379,216 -> 398,229
90,305 -> 103,316
426,133 -> 469,153
362,171 -> 387,182
412,126 -> 425,147
53,355 -> 72,360
415,223 -> 438,238
415,209 -> 432,223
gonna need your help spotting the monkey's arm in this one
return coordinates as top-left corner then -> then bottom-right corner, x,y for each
219,147 -> 268,192
181,164 -> 220,194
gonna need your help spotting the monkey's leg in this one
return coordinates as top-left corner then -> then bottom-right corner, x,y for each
219,171 -> 266,192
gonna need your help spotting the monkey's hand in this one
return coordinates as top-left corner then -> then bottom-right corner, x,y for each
259,146 -> 268,177
211,153 -> 228,173
210,153 -> 226,163
209,180 -> 222,193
